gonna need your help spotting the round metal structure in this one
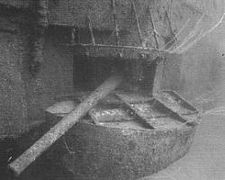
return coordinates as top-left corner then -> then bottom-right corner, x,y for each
46,91 -> 200,180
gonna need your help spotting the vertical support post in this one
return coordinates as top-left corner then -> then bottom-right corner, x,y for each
131,0 -> 145,47
87,16 -> 96,45
152,57 -> 165,95
71,26 -> 80,44
112,0 -> 120,46
147,6 -> 159,49
29,0 -> 48,76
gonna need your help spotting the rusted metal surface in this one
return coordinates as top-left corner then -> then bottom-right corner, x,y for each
43,91 -> 200,180
0,0 -> 31,9
62,123 -> 196,180
8,74 -> 122,176
0,2 -> 203,180
116,93 -> 189,129
70,44 -> 164,61
44,91 -> 199,180
48,0 -> 147,30
29,0 -> 49,76
156,90 -> 198,115
0,0 -> 192,53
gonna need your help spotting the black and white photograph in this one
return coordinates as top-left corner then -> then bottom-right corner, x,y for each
0,0 -> 225,179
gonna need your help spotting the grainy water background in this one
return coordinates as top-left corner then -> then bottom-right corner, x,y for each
0,1 -> 225,180
158,0 -> 225,114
